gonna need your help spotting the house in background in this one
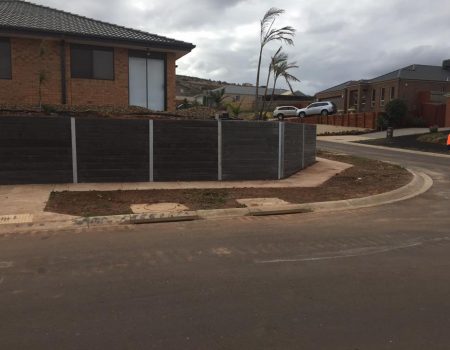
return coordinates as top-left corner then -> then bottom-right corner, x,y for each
204,85 -> 289,110
0,0 -> 194,111
263,90 -> 313,109
315,60 -> 450,123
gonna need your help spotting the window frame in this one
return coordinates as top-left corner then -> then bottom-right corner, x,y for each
390,86 -> 395,100
70,44 -> 115,81
380,87 -> 385,107
0,37 -> 12,80
371,89 -> 376,107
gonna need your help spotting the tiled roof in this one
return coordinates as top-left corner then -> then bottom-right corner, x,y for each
317,63 -> 450,95
370,64 -> 450,83
316,81 -> 354,94
0,0 -> 194,51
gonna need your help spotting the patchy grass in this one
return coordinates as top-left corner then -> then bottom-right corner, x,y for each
417,132 -> 448,145
45,152 -> 412,217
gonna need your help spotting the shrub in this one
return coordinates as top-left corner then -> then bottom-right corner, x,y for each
429,125 -> 439,133
377,113 -> 389,130
41,104 -> 57,114
384,99 -> 408,127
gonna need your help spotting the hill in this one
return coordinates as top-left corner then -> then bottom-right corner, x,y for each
176,75 -> 242,97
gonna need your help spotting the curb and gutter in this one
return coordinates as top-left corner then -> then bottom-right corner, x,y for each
0,169 -> 433,235
318,138 -> 450,159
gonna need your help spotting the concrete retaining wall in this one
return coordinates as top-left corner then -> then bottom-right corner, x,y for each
0,116 -> 316,184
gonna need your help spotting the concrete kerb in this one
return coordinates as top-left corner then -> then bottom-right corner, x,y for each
0,169 -> 433,234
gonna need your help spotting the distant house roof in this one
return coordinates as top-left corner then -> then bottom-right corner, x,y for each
317,81 -> 354,94
370,64 -> 450,83
211,85 -> 288,96
0,0 -> 195,52
317,63 -> 450,95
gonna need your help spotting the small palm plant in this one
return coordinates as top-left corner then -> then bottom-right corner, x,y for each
265,59 -> 300,118
259,47 -> 287,118
208,88 -> 226,109
227,100 -> 243,118
255,8 -> 295,119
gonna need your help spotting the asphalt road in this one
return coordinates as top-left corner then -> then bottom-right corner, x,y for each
0,141 -> 449,350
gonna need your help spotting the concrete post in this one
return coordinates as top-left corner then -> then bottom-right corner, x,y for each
278,122 -> 285,179
301,124 -> 305,169
218,120 -> 222,181
70,117 -> 78,184
149,120 -> 154,182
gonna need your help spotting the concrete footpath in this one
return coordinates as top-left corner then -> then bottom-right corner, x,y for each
0,157 -> 349,216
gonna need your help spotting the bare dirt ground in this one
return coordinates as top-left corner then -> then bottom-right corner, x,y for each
45,151 -> 412,217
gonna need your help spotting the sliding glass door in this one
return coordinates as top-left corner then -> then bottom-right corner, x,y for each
129,53 -> 165,111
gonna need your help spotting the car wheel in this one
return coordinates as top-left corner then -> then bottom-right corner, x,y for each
321,110 -> 328,116
299,112 -> 306,118
277,114 -> 284,120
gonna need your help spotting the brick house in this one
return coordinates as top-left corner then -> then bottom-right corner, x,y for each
0,0 -> 194,111
315,60 -> 450,119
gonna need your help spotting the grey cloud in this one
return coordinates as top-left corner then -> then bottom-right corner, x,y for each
33,0 -> 450,95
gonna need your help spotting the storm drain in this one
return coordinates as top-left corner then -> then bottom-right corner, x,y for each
0,214 -> 33,225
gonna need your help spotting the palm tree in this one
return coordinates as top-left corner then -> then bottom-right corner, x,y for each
266,60 -> 300,117
208,88 -> 226,108
255,8 -> 295,119
259,47 -> 287,118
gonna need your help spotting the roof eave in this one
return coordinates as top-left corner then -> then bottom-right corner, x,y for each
0,26 -> 195,55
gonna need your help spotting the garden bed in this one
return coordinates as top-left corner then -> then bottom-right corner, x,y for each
45,152 -> 412,217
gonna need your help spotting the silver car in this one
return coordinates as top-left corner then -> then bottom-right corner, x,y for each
297,101 -> 337,117
273,106 -> 299,120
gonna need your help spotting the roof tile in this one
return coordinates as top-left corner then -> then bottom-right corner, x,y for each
0,0 -> 194,50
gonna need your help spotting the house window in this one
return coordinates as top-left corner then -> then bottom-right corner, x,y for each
380,87 -> 385,106
371,89 -> 376,107
235,95 -> 240,102
71,45 -> 114,80
390,87 -> 395,100
0,38 -> 12,80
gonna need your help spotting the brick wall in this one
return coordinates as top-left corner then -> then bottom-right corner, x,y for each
446,96 -> 450,127
166,53 -> 176,112
67,46 -> 129,106
398,80 -> 450,115
0,38 -> 62,105
0,36 -> 178,110
289,112 -> 378,129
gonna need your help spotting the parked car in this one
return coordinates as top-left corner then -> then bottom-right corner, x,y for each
297,101 -> 337,118
273,106 -> 299,120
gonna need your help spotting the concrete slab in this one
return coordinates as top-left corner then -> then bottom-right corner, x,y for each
51,158 -> 351,192
237,198 -> 291,208
0,214 -> 33,225
130,203 -> 189,214
0,185 -> 52,215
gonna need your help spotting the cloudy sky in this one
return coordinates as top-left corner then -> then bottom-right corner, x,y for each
37,0 -> 450,95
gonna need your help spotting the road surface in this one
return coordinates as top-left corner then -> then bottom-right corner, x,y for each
0,141 -> 449,349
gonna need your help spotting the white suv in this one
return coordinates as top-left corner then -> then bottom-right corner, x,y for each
297,101 -> 337,118
273,106 -> 299,120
